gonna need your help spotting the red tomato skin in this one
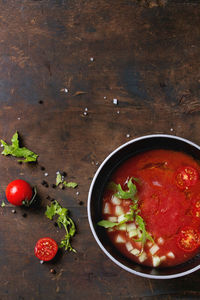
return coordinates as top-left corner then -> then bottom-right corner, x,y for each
6,179 -> 33,206
34,237 -> 58,261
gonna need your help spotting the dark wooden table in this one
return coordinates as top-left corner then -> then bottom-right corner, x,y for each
1,0 -> 200,299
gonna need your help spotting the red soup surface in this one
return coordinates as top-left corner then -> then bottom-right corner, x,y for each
101,149 -> 200,267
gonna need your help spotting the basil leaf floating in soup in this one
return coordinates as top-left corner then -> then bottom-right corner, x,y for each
0,131 -> 38,163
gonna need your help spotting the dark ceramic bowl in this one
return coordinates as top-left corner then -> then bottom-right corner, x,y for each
87,134 -> 200,279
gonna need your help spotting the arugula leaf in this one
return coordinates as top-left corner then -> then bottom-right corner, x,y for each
1,131 -> 38,163
56,171 -> 78,189
63,182 -> 78,188
56,172 -> 62,186
97,220 -> 119,228
1,201 -> 5,207
45,200 -> 76,252
133,215 -> 147,244
108,178 -> 137,201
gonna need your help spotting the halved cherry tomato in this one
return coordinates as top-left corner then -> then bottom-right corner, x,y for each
177,227 -> 200,252
192,200 -> 200,218
6,179 -> 33,206
175,166 -> 199,190
34,237 -> 58,261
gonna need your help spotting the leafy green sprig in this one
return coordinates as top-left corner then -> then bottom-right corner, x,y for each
0,131 -> 38,163
98,178 -> 153,250
45,200 -> 76,252
56,172 -> 78,189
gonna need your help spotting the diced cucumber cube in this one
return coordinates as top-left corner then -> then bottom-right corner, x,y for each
128,229 -> 138,238
116,235 -> 126,243
126,223 -> 136,232
117,223 -> 127,231
111,196 -> 121,205
126,242 -> 133,252
115,206 -> 124,216
152,256 -> 161,267
138,252 -> 147,262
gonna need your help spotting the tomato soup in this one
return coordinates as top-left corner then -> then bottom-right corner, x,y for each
100,149 -> 200,267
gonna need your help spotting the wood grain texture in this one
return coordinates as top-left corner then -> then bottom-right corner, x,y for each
0,0 -> 200,299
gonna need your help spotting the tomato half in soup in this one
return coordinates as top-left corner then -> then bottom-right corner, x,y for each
177,227 -> 200,252
175,166 -> 199,190
101,149 -> 200,268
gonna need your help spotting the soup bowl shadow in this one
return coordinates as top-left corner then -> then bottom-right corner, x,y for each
87,134 -> 200,279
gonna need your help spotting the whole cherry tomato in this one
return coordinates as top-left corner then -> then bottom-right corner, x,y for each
6,179 -> 33,206
34,237 -> 58,261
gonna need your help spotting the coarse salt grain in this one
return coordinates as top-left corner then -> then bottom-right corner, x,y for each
76,191 -> 80,195
113,98 -> 118,105
17,117 -> 21,120
126,134 -> 130,138
170,128 -> 174,132
44,172 -> 48,177
84,107 -> 88,111
83,111 -> 88,116
90,57 -> 94,61
117,110 -> 120,114
64,88 -> 68,93
104,96 -> 107,99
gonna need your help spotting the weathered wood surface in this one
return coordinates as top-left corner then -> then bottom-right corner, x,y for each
0,0 -> 200,299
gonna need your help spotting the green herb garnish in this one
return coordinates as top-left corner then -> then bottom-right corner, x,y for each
1,201 -> 5,207
56,172 -> 63,186
108,177 -> 138,201
63,182 -> 78,188
133,215 -> 154,245
98,178 -> 153,251
0,131 -> 38,163
45,200 -> 76,252
56,172 -> 78,189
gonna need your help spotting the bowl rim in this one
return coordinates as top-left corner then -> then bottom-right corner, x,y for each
87,134 -> 200,279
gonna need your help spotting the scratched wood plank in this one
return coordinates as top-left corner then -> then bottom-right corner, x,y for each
0,0 -> 200,299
